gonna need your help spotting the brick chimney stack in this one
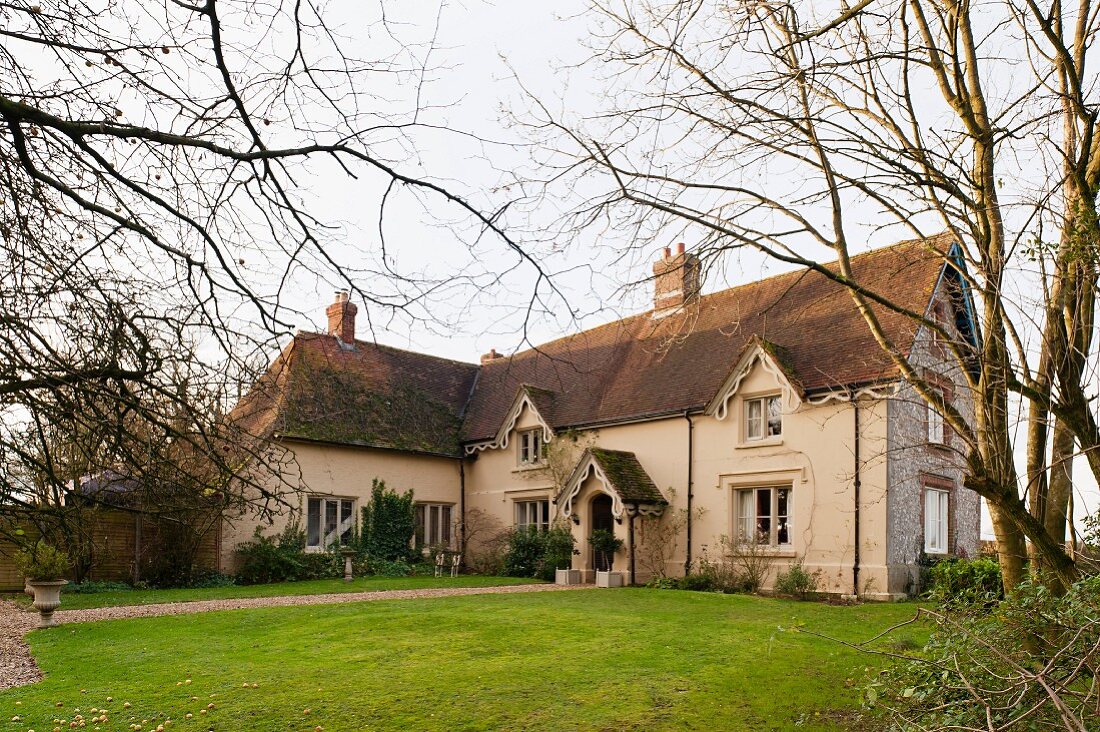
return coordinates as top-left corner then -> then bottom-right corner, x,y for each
652,242 -> 701,314
326,290 -> 357,345
480,348 -> 505,365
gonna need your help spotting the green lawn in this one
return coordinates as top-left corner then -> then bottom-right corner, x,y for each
3,574 -> 535,610
2,589 -> 923,731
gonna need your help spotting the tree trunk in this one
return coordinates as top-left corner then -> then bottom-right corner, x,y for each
988,500 -> 1027,592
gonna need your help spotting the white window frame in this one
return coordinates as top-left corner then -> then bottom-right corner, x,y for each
927,389 -> 946,445
515,499 -> 550,532
517,429 -> 544,466
415,502 -> 454,549
734,486 -> 792,546
924,487 -> 950,554
305,496 -> 356,552
744,395 -> 782,442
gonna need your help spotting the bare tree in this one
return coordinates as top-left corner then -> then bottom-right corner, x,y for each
0,2 -> 533,544
528,0 -> 1100,592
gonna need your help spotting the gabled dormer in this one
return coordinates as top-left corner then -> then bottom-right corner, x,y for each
464,384 -> 555,460
706,337 -> 802,444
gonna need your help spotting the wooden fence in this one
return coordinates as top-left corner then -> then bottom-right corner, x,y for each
0,511 -> 221,591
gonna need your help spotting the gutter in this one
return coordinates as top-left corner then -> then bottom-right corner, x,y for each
684,410 -> 695,575
276,434 -> 463,461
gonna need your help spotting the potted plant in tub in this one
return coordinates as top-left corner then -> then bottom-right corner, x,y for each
589,529 -> 624,588
15,542 -> 70,627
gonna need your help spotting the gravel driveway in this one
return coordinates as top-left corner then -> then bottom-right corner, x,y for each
0,582 -> 580,691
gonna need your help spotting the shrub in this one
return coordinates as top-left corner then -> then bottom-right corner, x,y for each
359,479 -> 416,561
14,541 -> 70,581
503,526 -> 546,577
678,573 -> 715,592
685,538 -> 772,594
368,558 -> 413,577
66,580 -> 133,594
872,575 -> 1100,730
185,569 -> 237,589
645,575 -> 680,590
537,525 -> 577,581
925,557 -> 1002,608
588,529 -> 623,571
234,525 -> 307,584
774,559 -> 820,599
723,535 -> 772,593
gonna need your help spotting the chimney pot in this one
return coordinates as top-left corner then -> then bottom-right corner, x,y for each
652,242 -> 701,315
325,291 -> 357,345
481,348 -> 504,365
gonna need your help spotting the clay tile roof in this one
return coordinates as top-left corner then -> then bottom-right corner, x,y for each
231,332 -> 479,456
232,234 -> 959,455
587,448 -> 667,505
461,234 -> 954,442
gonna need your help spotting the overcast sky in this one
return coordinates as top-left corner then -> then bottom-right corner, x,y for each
269,0 -> 797,361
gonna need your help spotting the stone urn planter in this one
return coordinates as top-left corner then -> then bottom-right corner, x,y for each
555,568 -> 582,585
340,548 -> 357,583
14,542 -> 71,628
595,570 -> 624,588
27,580 -> 68,628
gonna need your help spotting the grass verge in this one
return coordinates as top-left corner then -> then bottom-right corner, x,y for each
2,589 -> 925,731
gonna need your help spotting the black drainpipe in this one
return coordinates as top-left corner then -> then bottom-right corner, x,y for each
459,458 -> 466,555
852,396 -> 861,597
628,505 -> 637,586
684,410 -> 694,575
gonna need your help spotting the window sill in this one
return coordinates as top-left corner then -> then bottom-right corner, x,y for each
736,437 -> 784,450
512,463 -> 547,473
726,548 -> 796,559
727,546 -> 796,558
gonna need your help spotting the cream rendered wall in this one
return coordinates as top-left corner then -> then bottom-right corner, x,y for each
219,440 -> 461,572
463,405 -> 559,545
462,361 -> 894,596
691,362 -> 890,597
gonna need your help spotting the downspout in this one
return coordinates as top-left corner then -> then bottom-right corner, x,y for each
683,410 -> 694,575
852,396 -> 861,598
628,506 -> 637,586
459,458 -> 466,555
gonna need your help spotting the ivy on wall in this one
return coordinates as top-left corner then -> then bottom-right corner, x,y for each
359,479 -> 415,561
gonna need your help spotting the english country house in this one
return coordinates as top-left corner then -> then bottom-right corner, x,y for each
221,236 -> 981,600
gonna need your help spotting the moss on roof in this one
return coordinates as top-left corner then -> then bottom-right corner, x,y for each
588,447 -> 667,505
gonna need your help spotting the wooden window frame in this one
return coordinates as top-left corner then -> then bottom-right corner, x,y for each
514,499 -> 550,532
516,429 -> 545,467
920,474 -> 955,556
305,496 -> 356,552
734,486 -> 792,547
415,502 -> 454,549
923,374 -> 953,449
744,395 -> 782,442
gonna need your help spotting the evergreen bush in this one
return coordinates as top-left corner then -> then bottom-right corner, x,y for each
925,557 -> 1002,608
503,526 -> 546,577
359,479 -> 416,561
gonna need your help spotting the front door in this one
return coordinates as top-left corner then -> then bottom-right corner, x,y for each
590,494 -> 614,571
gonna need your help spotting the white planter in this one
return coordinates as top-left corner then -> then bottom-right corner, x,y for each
595,570 -> 623,588
555,569 -> 582,585
28,580 -> 67,628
